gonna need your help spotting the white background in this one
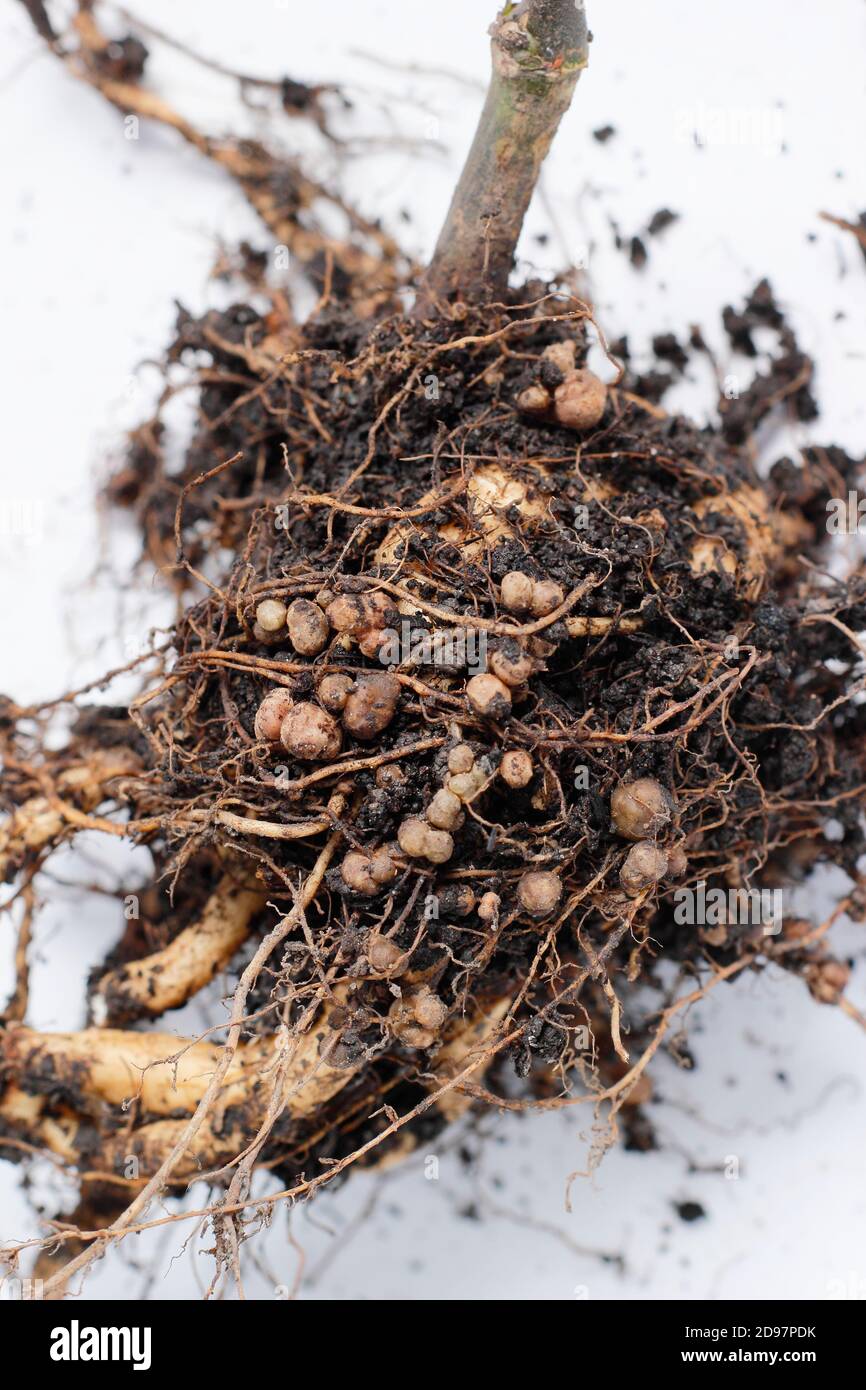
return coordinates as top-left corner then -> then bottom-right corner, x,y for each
1,0 -> 865,1301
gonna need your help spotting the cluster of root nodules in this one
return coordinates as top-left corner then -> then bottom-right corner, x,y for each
2,276 -> 866,1286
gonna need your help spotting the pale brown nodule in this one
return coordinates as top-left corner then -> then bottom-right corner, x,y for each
517,870 -> 563,918
500,750 -> 533,789
254,687 -> 295,741
280,703 -> 342,760
466,673 -> 512,720
427,788 -> 463,831
610,778 -> 672,841
342,672 -> 400,740
317,673 -> 353,713
447,744 -> 476,774
341,848 -> 397,896
552,369 -> 607,431
398,816 -> 454,865
620,841 -> 669,897
500,571 -> 534,615
287,598 -> 330,655
255,598 -> 288,632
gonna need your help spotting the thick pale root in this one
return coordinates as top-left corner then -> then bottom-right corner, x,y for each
2,1009 -> 351,1119
375,462 -> 549,567
0,1085 -> 260,1182
690,484 -> 779,600
0,993 -> 513,1183
91,876 -> 267,1025
0,1086 -> 80,1165
375,461 -> 774,641
433,993 -> 512,1123
1,992 -> 359,1181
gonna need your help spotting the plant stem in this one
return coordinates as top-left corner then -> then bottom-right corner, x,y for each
422,0 -> 588,305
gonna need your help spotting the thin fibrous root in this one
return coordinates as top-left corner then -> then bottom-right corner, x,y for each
0,751 -> 139,881
40,2 -> 405,309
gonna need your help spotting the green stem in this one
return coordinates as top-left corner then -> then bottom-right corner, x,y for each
422,0 -> 588,305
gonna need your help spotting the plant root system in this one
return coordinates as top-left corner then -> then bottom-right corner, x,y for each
2,0 -> 865,1299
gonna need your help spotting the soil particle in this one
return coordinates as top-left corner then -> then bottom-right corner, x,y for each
675,1201 -> 707,1223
